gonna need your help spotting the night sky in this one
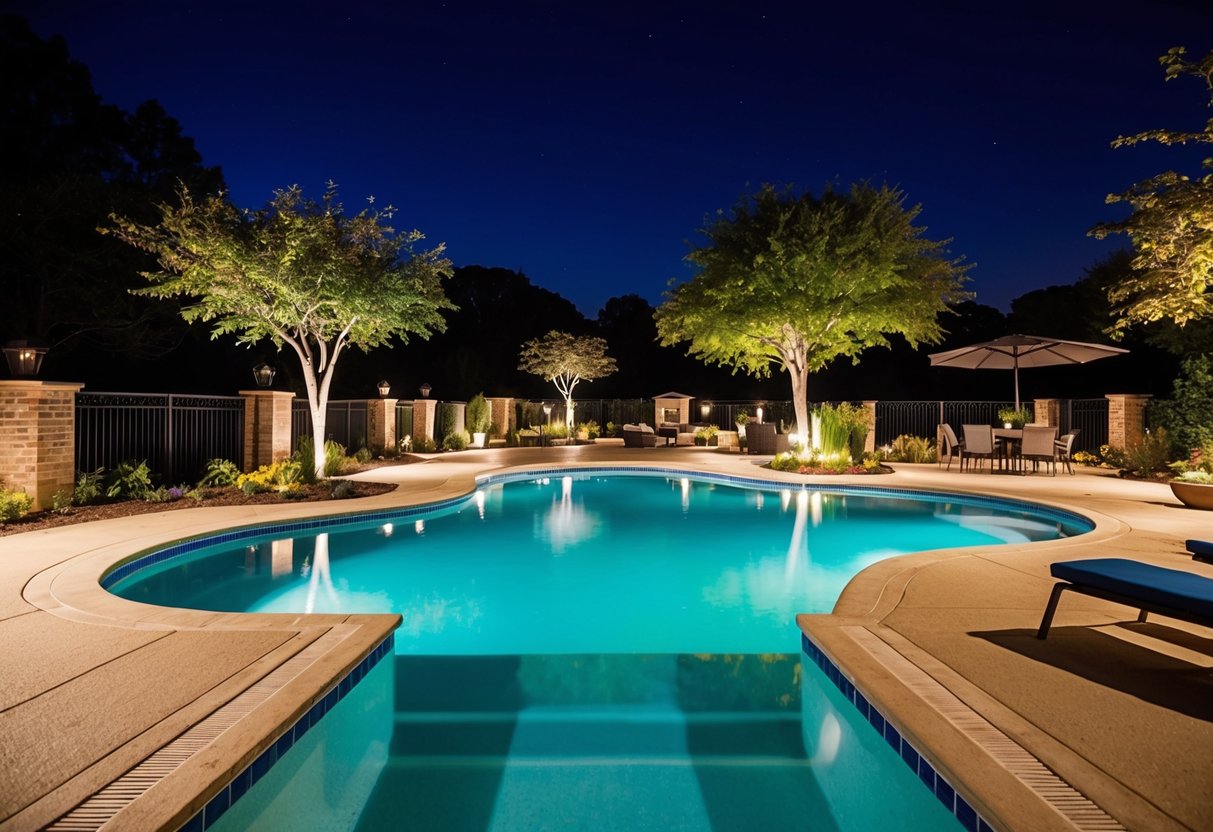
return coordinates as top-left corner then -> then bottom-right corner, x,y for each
15,1 -> 1213,316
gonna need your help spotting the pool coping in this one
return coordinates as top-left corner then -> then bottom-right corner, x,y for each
3,448 -> 1205,831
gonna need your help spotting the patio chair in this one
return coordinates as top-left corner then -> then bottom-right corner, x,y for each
746,422 -> 789,455
960,424 -> 997,472
622,424 -> 658,448
1037,558 -> 1213,639
1018,425 -> 1059,475
939,423 -> 964,471
1054,431 -> 1078,475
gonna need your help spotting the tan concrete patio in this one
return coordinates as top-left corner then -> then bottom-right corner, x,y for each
0,443 -> 1209,831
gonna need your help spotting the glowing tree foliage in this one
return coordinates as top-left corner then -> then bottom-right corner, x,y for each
1092,47 -> 1213,332
105,183 -> 453,473
518,330 -> 617,429
656,183 -> 969,436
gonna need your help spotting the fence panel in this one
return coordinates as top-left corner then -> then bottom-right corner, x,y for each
75,393 -> 243,483
291,400 -> 369,451
395,402 -> 414,442
1064,399 -> 1108,454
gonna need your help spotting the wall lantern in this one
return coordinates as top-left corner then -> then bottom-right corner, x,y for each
700,402 -> 711,420
377,380 -> 391,398
2,339 -> 48,378
419,382 -> 432,398
252,363 -> 276,388
756,405 -> 764,424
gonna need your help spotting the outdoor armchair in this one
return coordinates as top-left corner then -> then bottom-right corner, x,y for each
1018,425 -> 1059,475
939,423 -> 964,471
960,424 -> 997,472
746,422 -> 789,455
1054,431 -> 1078,475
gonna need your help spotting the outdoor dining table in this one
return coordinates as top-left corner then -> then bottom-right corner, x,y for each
992,428 -> 1023,472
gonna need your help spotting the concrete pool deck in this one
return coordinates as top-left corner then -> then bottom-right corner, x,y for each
0,443 -> 1210,831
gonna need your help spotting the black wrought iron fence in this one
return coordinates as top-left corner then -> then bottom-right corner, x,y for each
1062,399 -> 1108,454
515,399 -> 653,431
395,402 -> 414,443
75,393 -> 244,483
291,400 -> 369,451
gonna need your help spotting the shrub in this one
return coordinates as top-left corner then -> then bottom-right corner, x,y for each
1151,354 -> 1213,456
411,434 -> 437,453
886,435 -> 937,464
443,431 -> 470,451
323,440 -> 348,477
436,403 -> 457,443
578,420 -> 601,439
237,459 -> 303,494
106,460 -> 152,500
1119,428 -> 1172,478
294,436 -> 318,484
198,458 -> 240,488
353,446 -> 373,464
814,404 -> 853,458
466,393 -> 491,434
51,489 -> 74,514
545,421 -> 570,439
1177,470 -> 1213,484
73,468 -> 105,506
0,486 -> 33,522
330,479 -> 354,498
146,485 -> 187,503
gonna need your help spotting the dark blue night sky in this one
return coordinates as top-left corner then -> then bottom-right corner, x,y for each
16,1 -> 1213,316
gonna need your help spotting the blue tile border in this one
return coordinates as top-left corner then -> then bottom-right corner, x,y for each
102,465 -> 1092,592
802,631 -> 991,831
180,633 -> 394,831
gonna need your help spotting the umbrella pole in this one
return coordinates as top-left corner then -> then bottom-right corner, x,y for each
1014,352 -> 1020,411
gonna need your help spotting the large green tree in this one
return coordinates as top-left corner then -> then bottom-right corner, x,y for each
518,330 -> 617,429
655,183 -> 969,437
1091,47 -> 1213,333
104,183 -> 454,472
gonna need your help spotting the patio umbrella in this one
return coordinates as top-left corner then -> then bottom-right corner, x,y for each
928,334 -> 1129,410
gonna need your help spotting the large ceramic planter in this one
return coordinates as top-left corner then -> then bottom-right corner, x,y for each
1170,480 -> 1213,510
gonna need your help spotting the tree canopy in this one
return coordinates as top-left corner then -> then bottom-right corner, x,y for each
1091,46 -> 1213,332
104,183 -> 453,468
655,182 -> 970,435
518,330 -> 617,427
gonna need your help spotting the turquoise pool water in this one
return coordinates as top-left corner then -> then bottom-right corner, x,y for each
116,473 -> 1088,831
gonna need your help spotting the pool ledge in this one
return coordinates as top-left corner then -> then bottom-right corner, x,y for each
2,446 -> 1209,831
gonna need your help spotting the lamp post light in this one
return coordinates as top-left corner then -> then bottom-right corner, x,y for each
419,382 -> 432,399
2,339 -> 49,378
252,362 -> 276,388
756,405 -> 764,424
542,403 -> 552,447
377,380 -> 391,398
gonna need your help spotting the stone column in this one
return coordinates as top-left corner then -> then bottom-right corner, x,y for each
240,390 -> 294,470
1105,394 -> 1151,449
486,397 -> 514,437
1033,399 -> 1060,428
412,398 -> 437,446
367,397 -> 398,454
0,381 -> 83,511
861,401 -> 878,453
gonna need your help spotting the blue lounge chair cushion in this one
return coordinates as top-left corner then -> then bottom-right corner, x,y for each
1186,539 -> 1213,561
1050,558 -> 1213,620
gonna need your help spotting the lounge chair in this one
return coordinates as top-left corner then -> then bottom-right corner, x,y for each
960,424 -> 997,472
746,422 -> 789,455
1037,558 -> 1213,639
1188,540 -> 1213,564
1017,425 -> 1059,475
622,423 -> 658,448
939,423 -> 964,471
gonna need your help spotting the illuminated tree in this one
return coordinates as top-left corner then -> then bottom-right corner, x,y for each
1091,47 -> 1213,333
105,183 -> 453,472
655,183 -> 969,436
518,330 -> 617,429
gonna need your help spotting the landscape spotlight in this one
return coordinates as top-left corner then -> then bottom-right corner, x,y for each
252,362 -> 276,388
377,380 -> 391,397
2,339 -> 48,378
419,382 -> 432,398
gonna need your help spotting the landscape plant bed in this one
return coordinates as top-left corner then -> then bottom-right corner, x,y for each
766,464 -> 894,476
0,480 -> 398,538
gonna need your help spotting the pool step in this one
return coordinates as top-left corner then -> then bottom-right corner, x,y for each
391,706 -> 806,759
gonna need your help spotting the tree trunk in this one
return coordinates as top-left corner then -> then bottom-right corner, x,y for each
301,369 -> 328,476
788,363 -> 810,444
565,398 -> 575,430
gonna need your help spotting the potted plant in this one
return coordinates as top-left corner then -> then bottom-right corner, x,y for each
997,406 -> 1032,429
466,393 -> 490,448
735,409 -> 750,439
694,425 -> 719,446
1169,448 -> 1213,509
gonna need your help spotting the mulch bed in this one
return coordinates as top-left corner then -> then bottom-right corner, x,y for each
0,480 -> 399,538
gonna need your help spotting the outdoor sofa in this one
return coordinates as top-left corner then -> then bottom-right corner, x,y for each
622,423 -> 658,448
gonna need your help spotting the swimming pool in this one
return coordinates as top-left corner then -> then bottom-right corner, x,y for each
108,470 -> 1091,831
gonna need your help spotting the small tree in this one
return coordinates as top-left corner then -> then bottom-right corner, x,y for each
518,330 -> 617,429
656,183 -> 969,436
1091,47 -> 1213,333
104,183 -> 454,473
466,392 -> 491,437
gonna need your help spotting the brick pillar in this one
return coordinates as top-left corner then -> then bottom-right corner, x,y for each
240,390 -> 294,470
1033,399 -> 1060,428
0,381 -> 83,511
367,398 -> 397,454
1106,394 -> 1151,449
486,397 -> 514,437
861,400 -> 877,453
412,398 -> 437,445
